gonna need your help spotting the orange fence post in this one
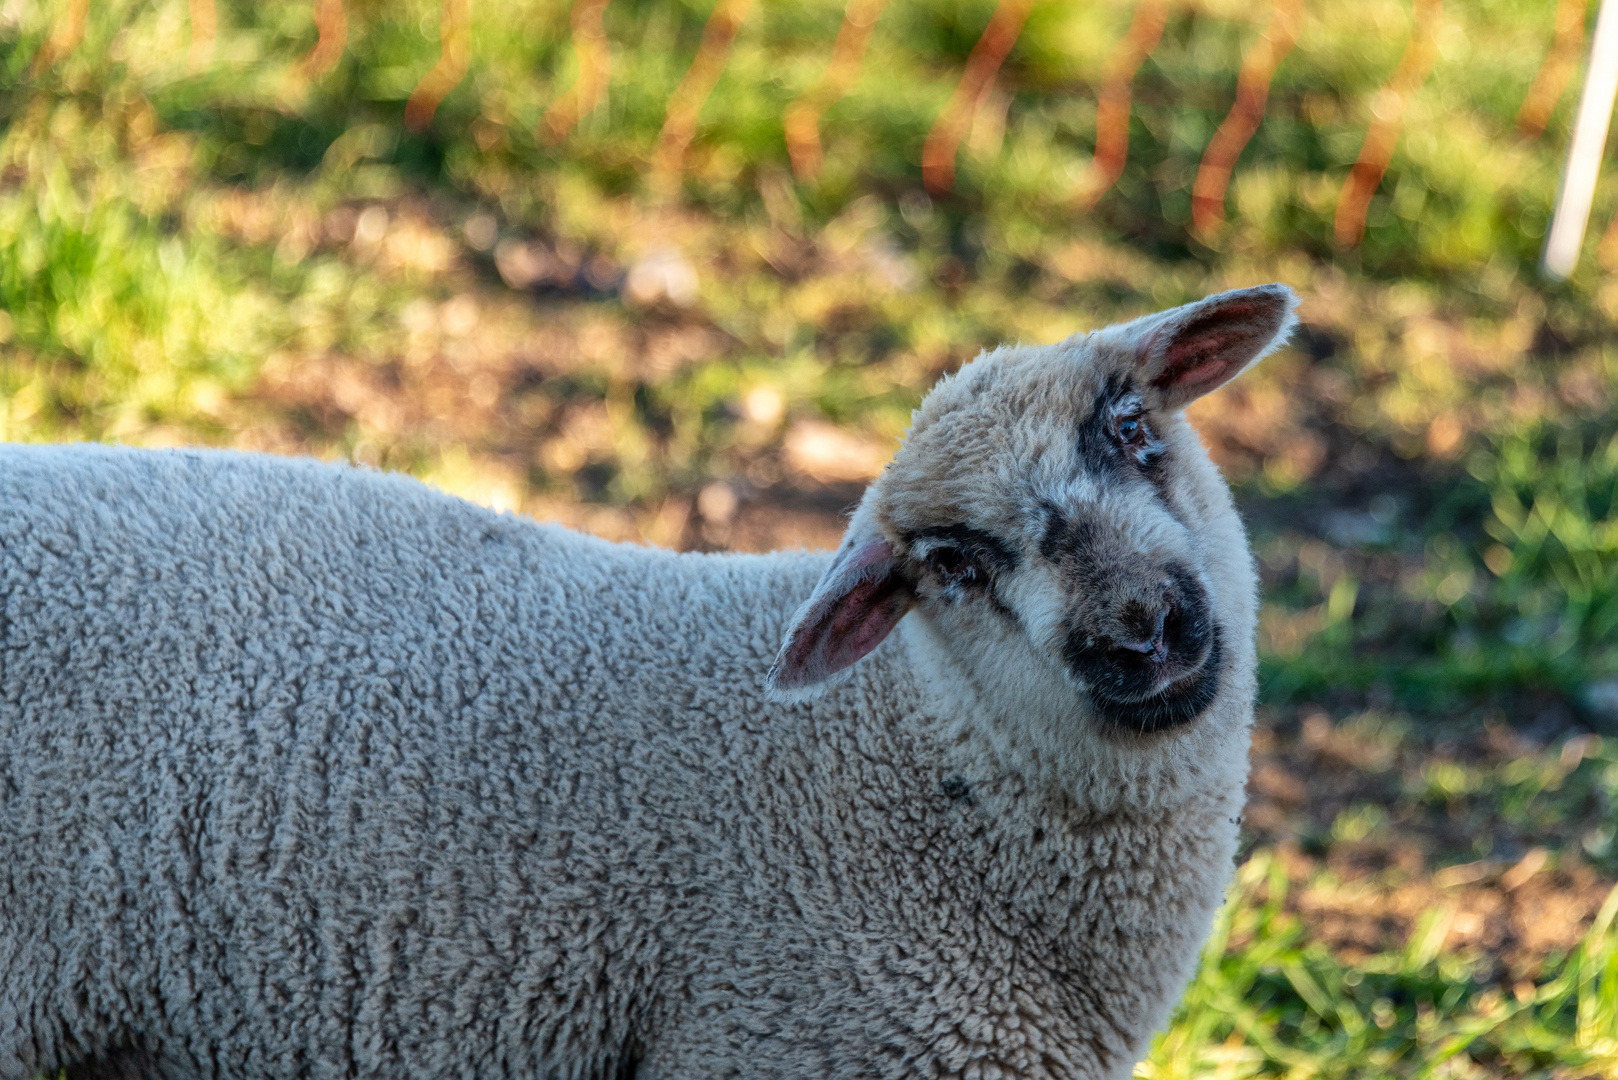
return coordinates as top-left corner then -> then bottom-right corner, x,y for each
1333,0 -> 1442,247
31,0 -> 89,75
404,0 -> 472,132
300,0 -> 349,82
188,0 -> 217,71
651,0 -> 755,188
1072,0 -> 1170,210
540,0 -> 612,145
784,0 -> 889,182
1518,0 -> 1590,138
1190,0 -> 1301,239
919,0 -> 1034,195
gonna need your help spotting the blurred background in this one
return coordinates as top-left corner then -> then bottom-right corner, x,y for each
5,0 -> 1618,1072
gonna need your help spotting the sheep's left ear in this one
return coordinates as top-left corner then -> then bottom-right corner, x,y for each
1136,283 -> 1299,410
766,537 -> 914,700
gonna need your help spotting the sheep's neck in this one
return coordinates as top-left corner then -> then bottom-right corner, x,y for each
888,609 -> 1250,822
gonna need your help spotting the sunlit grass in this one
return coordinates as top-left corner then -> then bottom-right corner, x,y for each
1144,854 -> 1618,1079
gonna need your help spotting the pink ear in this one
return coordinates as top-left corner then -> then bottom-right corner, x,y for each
766,539 -> 913,697
1143,283 -> 1298,408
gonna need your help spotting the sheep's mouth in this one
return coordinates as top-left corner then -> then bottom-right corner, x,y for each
1084,631 -> 1223,733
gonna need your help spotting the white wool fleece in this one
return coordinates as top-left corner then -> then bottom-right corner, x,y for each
1,284 -> 1292,1079
0,444 -> 1236,1080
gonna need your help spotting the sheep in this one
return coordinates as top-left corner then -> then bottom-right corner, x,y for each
0,282 -> 1298,1080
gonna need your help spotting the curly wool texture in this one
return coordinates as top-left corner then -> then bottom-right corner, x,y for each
0,444 -> 1245,1080
1,282 -> 1290,1080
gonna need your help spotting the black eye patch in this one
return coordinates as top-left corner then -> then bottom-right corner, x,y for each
1076,373 -> 1168,484
905,523 -> 1020,577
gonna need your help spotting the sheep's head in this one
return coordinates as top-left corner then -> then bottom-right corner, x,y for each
767,284 -> 1297,739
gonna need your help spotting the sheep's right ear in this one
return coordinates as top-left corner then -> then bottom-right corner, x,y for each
1135,283 -> 1299,410
766,538 -> 914,700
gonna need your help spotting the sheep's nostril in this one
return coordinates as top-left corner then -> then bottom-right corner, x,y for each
1114,604 -> 1171,661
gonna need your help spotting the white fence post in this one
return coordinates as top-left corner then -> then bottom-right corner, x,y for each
1544,0 -> 1618,279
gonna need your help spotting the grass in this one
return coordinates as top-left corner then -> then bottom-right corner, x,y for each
1192,713 -> 1618,1076
1147,852 -> 1618,1079
5,0 -> 1618,1072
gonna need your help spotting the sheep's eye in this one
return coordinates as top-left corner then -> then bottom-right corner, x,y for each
926,546 -> 977,584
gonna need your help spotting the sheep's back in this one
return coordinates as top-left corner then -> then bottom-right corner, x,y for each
0,444 -> 816,1080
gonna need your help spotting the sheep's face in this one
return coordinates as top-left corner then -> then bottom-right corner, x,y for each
885,361 -> 1227,735
768,284 -> 1296,740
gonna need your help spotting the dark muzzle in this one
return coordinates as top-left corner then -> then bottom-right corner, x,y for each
1062,564 -> 1223,733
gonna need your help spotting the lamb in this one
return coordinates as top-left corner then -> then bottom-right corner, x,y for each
0,282 -> 1297,1080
